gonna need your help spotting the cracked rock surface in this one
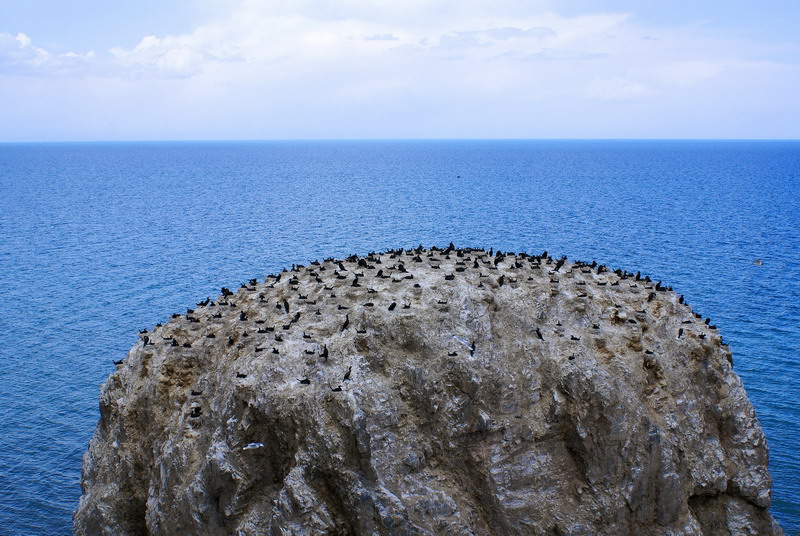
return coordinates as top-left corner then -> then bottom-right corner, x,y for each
74,247 -> 783,535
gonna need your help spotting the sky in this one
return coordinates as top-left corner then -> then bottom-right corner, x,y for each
1,0 -> 799,141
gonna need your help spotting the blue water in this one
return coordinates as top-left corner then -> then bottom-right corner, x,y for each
0,140 -> 798,534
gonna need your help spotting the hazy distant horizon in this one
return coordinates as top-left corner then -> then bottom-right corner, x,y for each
2,137 -> 800,145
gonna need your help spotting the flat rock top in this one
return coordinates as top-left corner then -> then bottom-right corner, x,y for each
75,247 -> 781,536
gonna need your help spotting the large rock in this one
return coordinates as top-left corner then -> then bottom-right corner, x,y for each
74,247 -> 783,535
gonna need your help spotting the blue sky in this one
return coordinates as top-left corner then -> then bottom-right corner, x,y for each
1,0 -> 798,141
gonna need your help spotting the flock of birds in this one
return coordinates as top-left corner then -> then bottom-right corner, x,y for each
121,244 -> 724,422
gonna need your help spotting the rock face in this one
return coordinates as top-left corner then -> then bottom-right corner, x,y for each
75,247 -> 783,535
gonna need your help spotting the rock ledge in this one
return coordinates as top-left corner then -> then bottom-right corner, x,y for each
75,246 -> 783,535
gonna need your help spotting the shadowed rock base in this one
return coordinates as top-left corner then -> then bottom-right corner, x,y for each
74,246 -> 783,535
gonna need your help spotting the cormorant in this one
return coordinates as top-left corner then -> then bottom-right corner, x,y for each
343,366 -> 352,381
342,314 -> 350,331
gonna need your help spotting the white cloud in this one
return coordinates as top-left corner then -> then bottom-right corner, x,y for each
0,32 -> 96,75
587,76 -> 654,100
1,1 -> 798,139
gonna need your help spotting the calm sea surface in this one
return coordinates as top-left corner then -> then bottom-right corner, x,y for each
0,140 -> 798,534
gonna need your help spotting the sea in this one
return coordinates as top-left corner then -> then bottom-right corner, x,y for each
0,140 -> 798,535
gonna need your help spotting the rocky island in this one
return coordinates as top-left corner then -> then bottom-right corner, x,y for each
74,246 -> 783,535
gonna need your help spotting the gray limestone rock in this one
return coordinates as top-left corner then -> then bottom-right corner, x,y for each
74,247 -> 783,535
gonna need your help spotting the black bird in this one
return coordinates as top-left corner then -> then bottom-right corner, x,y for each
283,300 -> 290,314
275,334 -> 283,342
388,302 -> 397,311
112,359 -> 123,366
272,348 -> 279,354
239,311 -> 247,321
171,339 -> 179,347
303,331 -> 311,339
342,314 -> 350,331
554,257 -> 565,272
191,390 -> 202,396
356,329 -> 367,334
221,287 -> 233,297
678,328 -> 684,339
343,366 -> 352,381
679,295 -> 685,304
444,274 -> 455,281
498,275 -> 505,287
298,378 -> 311,385
142,336 -> 150,346
448,352 -> 458,357
293,312 -> 301,323
535,327 -> 543,340
189,407 -> 202,418
337,304 -> 349,310
321,345 -> 328,362
470,341 -> 475,357
331,386 -> 342,392
647,292 -> 656,302
139,328 -> 148,334
236,372 -> 247,378
402,303 -> 411,309
570,335 -> 581,341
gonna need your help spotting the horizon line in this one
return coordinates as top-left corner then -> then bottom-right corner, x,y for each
2,137 -> 799,145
